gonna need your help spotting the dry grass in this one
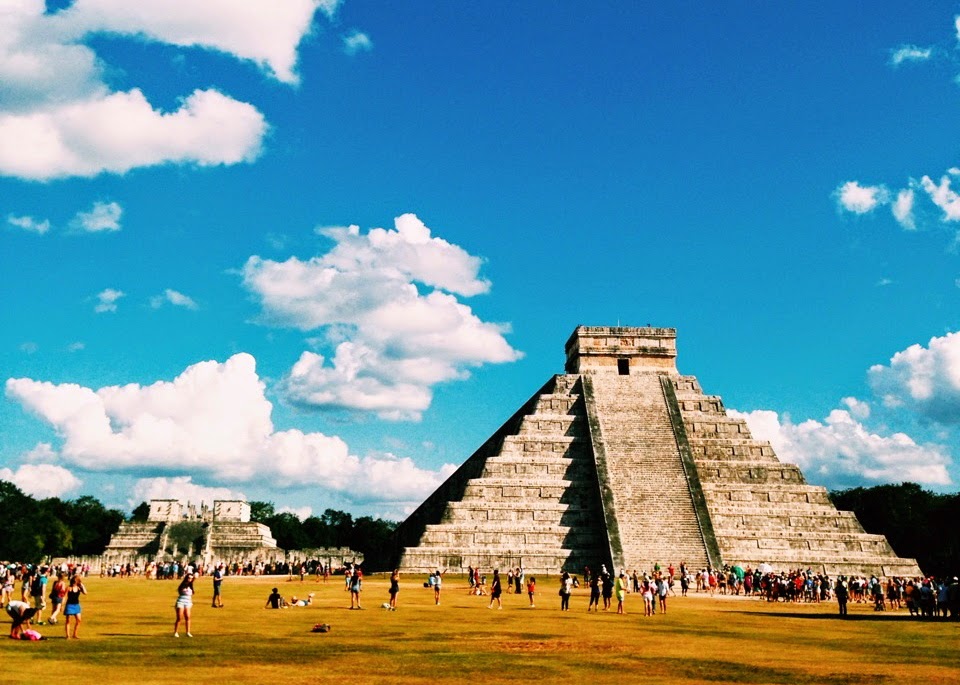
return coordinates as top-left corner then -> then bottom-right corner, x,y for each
2,574 -> 958,685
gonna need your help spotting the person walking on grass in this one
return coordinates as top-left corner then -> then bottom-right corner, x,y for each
63,575 -> 86,639
47,573 -> 67,625
389,569 -> 400,610
527,576 -> 536,608
835,576 -> 849,617
211,564 -> 224,608
488,569 -> 502,609
588,570 -> 601,612
173,573 -> 195,637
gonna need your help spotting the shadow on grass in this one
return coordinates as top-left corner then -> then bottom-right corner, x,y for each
732,611 -> 919,622
659,657 -> 888,685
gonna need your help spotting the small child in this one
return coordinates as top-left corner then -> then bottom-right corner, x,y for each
527,576 -> 536,608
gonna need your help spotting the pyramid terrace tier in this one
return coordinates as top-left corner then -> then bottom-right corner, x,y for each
697,460 -> 807,485
398,547 -> 614,575
418,523 -> 601,549
441,501 -> 601,525
685,437 -> 780,462
712,510 -> 868,532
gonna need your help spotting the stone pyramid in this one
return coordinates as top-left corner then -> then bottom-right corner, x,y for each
395,326 -> 922,577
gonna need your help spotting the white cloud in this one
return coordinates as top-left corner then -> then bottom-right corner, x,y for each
890,44 -> 932,65
67,342 -> 85,352
836,181 -> 889,214
243,214 -> 521,419
150,288 -> 199,310
5,353 -> 456,505
868,330 -> 960,425
71,200 -> 122,232
0,463 -> 81,498
19,342 -> 38,354
0,0 -> 341,180
57,0 -> 336,85
892,188 -> 915,229
7,214 -> 50,234
729,407 -> 951,488
919,174 -> 960,221
842,396 -> 871,420
342,30 -> 373,55
94,288 -> 124,313
23,442 -> 58,463
0,88 -> 267,181
130,476 -> 244,507
278,505 -> 313,520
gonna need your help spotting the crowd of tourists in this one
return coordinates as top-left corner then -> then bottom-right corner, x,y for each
0,561 -> 89,639
103,558 -> 344,581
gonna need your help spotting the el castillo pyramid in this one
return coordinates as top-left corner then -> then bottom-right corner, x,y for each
395,326 -> 922,577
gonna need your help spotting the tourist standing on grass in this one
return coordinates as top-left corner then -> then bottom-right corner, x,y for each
658,575 -> 668,613
588,570 -> 601,611
64,575 -> 86,639
47,573 -> 67,624
835,576 -> 848,617
642,578 -> 654,616
560,571 -> 573,611
615,572 -> 627,614
488,570 -> 502,609
527,576 -> 536,608
432,570 -> 443,605
211,564 -> 224,608
601,568 -> 613,611
389,569 -> 400,610
350,568 -> 363,609
173,573 -> 195,637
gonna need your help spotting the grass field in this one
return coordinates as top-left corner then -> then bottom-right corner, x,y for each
2,574 -> 958,685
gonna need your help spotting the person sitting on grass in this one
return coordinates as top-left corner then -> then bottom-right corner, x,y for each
265,588 -> 285,609
6,601 -> 37,639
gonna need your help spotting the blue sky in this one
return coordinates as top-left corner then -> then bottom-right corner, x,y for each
3,0 -> 960,519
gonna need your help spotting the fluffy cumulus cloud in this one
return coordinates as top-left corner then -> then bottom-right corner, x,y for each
71,200 -> 122,232
150,288 -> 198,310
0,463 -> 81,498
0,88 -> 266,180
835,181 -> 888,214
729,407 -> 951,488
868,330 -> 960,425
5,353 -> 455,505
94,287 -> 124,313
0,0 -> 339,180
243,214 -> 521,419
7,214 -> 50,234
130,476 -> 244,507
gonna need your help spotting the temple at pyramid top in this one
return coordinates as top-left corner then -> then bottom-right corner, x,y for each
565,325 -> 678,374
394,325 -> 921,578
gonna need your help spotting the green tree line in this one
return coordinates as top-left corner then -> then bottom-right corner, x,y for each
830,482 -> 960,577
0,481 -> 124,562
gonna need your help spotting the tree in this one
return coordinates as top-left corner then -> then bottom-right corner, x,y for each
130,501 -> 150,522
265,512 -> 308,551
249,501 -> 275,523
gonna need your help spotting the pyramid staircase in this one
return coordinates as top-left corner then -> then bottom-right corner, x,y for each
397,376 -> 610,574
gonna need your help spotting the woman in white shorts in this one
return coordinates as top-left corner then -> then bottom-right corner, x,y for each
173,573 -> 195,638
